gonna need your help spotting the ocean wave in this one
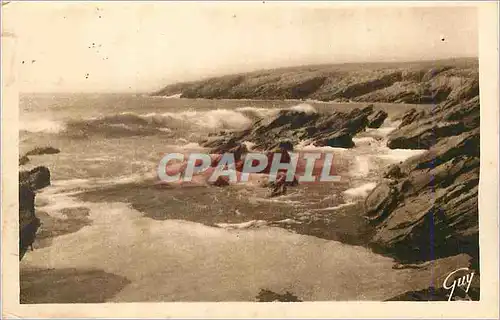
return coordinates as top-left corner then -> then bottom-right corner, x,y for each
235,106 -> 279,119
20,119 -> 66,134
295,140 -> 349,152
63,109 -> 253,137
288,103 -> 317,114
21,103 -> 320,137
310,202 -> 356,211
376,149 -> 427,163
215,220 -> 268,230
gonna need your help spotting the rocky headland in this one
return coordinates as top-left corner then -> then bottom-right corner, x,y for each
153,58 -> 477,104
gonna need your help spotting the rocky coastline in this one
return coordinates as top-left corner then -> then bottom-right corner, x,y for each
188,66 -> 480,300
20,60 -> 480,301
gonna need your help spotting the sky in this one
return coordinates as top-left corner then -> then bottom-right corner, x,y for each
2,2 -> 478,93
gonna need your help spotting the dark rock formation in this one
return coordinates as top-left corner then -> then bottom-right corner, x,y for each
399,108 -> 426,128
19,155 -> 30,165
25,146 -> 60,156
383,164 -> 404,179
210,176 -> 230,187
202,106 -> 375,152
365,79 -> 480,264
20,166 -> 51,190
19,166 -> 51,260
387,87 -> 479,149
367,109 -> 388,128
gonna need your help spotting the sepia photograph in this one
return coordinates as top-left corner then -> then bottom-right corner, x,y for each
2,1 -> 499,318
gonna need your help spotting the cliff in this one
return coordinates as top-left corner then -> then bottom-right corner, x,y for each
153,58 -> 478,103
364,79 -> 480,265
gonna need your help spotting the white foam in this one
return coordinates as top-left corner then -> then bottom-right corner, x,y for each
215,220 -> 268,229
241,141 -> 256,151
119,109 -> 253,130
377,149 -> 427,163
295,140 -> 349,153
235,107 -> 279,118
288,103 -> 317,114
20,119 -> 66,134
49,173 -> 153,192
162,109 -> 252,129
273,218 -> 302,225
352,137 -> 378,146
164,93 -> 182,99
311,202 -> 356,211
351,155 -> 373,177
250,197 -> 303,205
179,142 -> 205,150
343,182 -> 377,200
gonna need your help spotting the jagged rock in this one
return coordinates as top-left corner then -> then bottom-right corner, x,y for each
367,109 -> 388,128
19,166 -> 51,260
19,184 -> 40,260
20,166 -> 51,190
25,146 -> 60,156
387,120 -> 467,149
210,176 -> 230,187
384,164 -> 404,179
19,155 -> 30,165
368,129 -> 479,262
399,108 -> 426,128
203,106 -> 374,152
364,182 -> 399,221
366,79 -> 479,263
314,128 -> 355,148
388,80 -> 479,150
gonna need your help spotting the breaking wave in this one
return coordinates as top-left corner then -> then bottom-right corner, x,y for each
55,109 -> 254,138
21,103 -> 319,137
20,119 -> 66,134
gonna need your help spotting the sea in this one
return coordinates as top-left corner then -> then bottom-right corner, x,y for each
19,92 -> 446,302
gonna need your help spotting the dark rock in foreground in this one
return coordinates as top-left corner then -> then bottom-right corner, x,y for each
202,105 -> 375,152
256,289 -> 302,302
21,267 -> 131,303
365,79 -> 480,264
19,166 -> 51,260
